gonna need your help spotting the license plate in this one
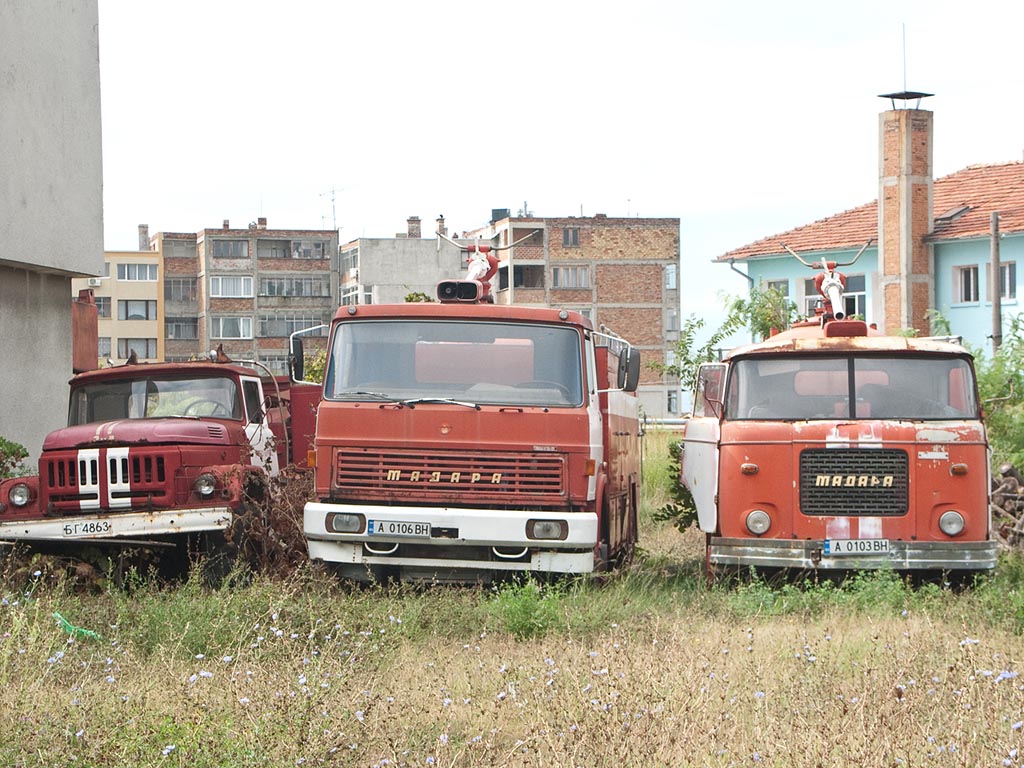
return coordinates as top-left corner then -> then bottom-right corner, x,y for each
824,538 -> 890,556
62,520 -> 113,537
368,520 -> 430,538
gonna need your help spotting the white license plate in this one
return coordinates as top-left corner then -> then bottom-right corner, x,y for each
62,520 -> 113,537
824,538 -> 890,556
368,520 -> 430,538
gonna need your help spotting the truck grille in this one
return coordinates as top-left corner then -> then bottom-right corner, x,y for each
799,448 -> 909,516
42,450 -> 173,512
334,448 -> 567,500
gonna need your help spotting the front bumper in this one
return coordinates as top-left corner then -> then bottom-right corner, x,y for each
710,536 -> 999,572
303,501 -> 598,576
0,507 -> 233,543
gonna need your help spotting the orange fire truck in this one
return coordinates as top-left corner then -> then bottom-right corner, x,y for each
298,246 -> 642,582
681,245 -> 997,577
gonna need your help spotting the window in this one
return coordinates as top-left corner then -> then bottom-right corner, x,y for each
290,240 -> 328,259
955,265 -> 980,303
842,274 -> 866,317
804,274 -> 866,317
258,314 -> 322,338
260,277 -> 329,297
210,275 -> 253,298
95,297 -> 111,318
499,265 -> 545,290
116,263 -> 158,281
339,247 -> 359,273
562,227 -> 580,248
256,240 -> 291,259
210,316 -> 253,339
118,300 -> 157,320
986,261 -> 1018,301
552,266 -> 590,289
258,355 -> 290,376
211,240 -> 249,259
666,308 -> 679,332
117,338 -> 157,359
165,277 -> 198,302
667,390 -> 679,414
665,263 -> 679,290
98,337 -> 111,357
165,317 -> 198,340
164,239 -> 197,259
766,279 -> 788,297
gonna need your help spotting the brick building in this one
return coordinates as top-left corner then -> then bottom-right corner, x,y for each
150,218 -> 338,372
464,211 -> 682,418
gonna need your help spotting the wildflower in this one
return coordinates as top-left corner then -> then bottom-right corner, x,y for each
438,734 -> 448,745
754,691 -> 765,699
222,655 -> 233,663
199,670 -> 213,678
355,710 -> 365,723
195,653 -> 205,659
1012,721 -> 1023,731
162,745 -> 177,756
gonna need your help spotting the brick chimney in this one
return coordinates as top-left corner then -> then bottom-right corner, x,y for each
257,217 -> 267,229
436,215 -> 447,237
407,216 -> 421,238
223,219 -> 230,230
877,92 -> 934,334
138,224 -> 149,251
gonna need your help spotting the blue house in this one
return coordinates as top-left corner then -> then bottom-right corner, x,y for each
718,97 -> 1022,358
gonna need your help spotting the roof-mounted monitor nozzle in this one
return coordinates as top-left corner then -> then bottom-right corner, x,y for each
878,90 -> 934,110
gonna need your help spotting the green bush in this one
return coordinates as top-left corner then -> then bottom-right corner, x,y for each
0,436 -> 29,479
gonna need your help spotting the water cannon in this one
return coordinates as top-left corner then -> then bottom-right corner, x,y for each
782,239 -> 873,323
436,228 -> 542,303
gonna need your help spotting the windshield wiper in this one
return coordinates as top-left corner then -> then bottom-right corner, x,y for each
338,390 -> 396,400
399,397 -> 481,410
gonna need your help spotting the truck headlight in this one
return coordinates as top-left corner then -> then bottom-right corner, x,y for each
938,510 -> 965,536
328,512 -> 365,534
8,483 -> 31,507
745,509 -> 771,536
526,519 -> 568,541
193,473 -> 217,498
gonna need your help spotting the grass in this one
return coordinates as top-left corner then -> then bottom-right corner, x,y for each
3,428 -> 1024,766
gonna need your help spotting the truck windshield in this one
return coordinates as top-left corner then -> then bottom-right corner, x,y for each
68,375 -> 242,425
324,320 -> 584,407
726,354 -> 979,421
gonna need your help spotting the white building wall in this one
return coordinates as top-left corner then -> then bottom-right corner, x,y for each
0,1 -> 103,457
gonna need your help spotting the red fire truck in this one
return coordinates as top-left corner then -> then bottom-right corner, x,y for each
298,259 -> 642,583
681,246 -> 997,578
0,355 -> 319,569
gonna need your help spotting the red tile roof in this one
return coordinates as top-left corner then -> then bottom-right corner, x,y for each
717,161 -> 1024,262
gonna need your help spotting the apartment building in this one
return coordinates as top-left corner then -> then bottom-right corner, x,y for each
151,218 -> 339,373
70,238 -> 165,367
463,211 -> 682,418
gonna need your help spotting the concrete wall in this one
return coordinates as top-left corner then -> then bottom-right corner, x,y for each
0,1 -> 103,458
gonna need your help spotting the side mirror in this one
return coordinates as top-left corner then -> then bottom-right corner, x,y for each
289,335 -> 305,382
617,348 -> 641,392
695,363 -> 727,419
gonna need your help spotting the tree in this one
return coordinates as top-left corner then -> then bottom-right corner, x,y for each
723,286 -> 801,342
404,291 -> 433,303
975,314 -> 1024,468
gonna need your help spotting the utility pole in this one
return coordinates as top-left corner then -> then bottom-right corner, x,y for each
991,211 -> 1002,353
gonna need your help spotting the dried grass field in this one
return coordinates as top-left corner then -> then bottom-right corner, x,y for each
3,431 -> 1024,767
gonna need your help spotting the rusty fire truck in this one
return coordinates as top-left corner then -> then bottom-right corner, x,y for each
0,353 -> 319,572
299,243 -> 642,582
681,243 -> 998,578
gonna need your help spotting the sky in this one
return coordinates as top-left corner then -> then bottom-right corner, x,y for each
97,0 -> 1024,329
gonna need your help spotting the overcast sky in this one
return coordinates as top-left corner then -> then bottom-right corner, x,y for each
97,0 -> 1024,324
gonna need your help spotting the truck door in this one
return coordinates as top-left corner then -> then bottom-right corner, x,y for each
240,376 -> 280,475
681,363 -> 725,533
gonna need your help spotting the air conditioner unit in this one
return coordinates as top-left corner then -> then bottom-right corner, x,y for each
87,277 -> 103,287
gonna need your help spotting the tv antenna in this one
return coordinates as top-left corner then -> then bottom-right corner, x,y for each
320,187 -> 338,231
